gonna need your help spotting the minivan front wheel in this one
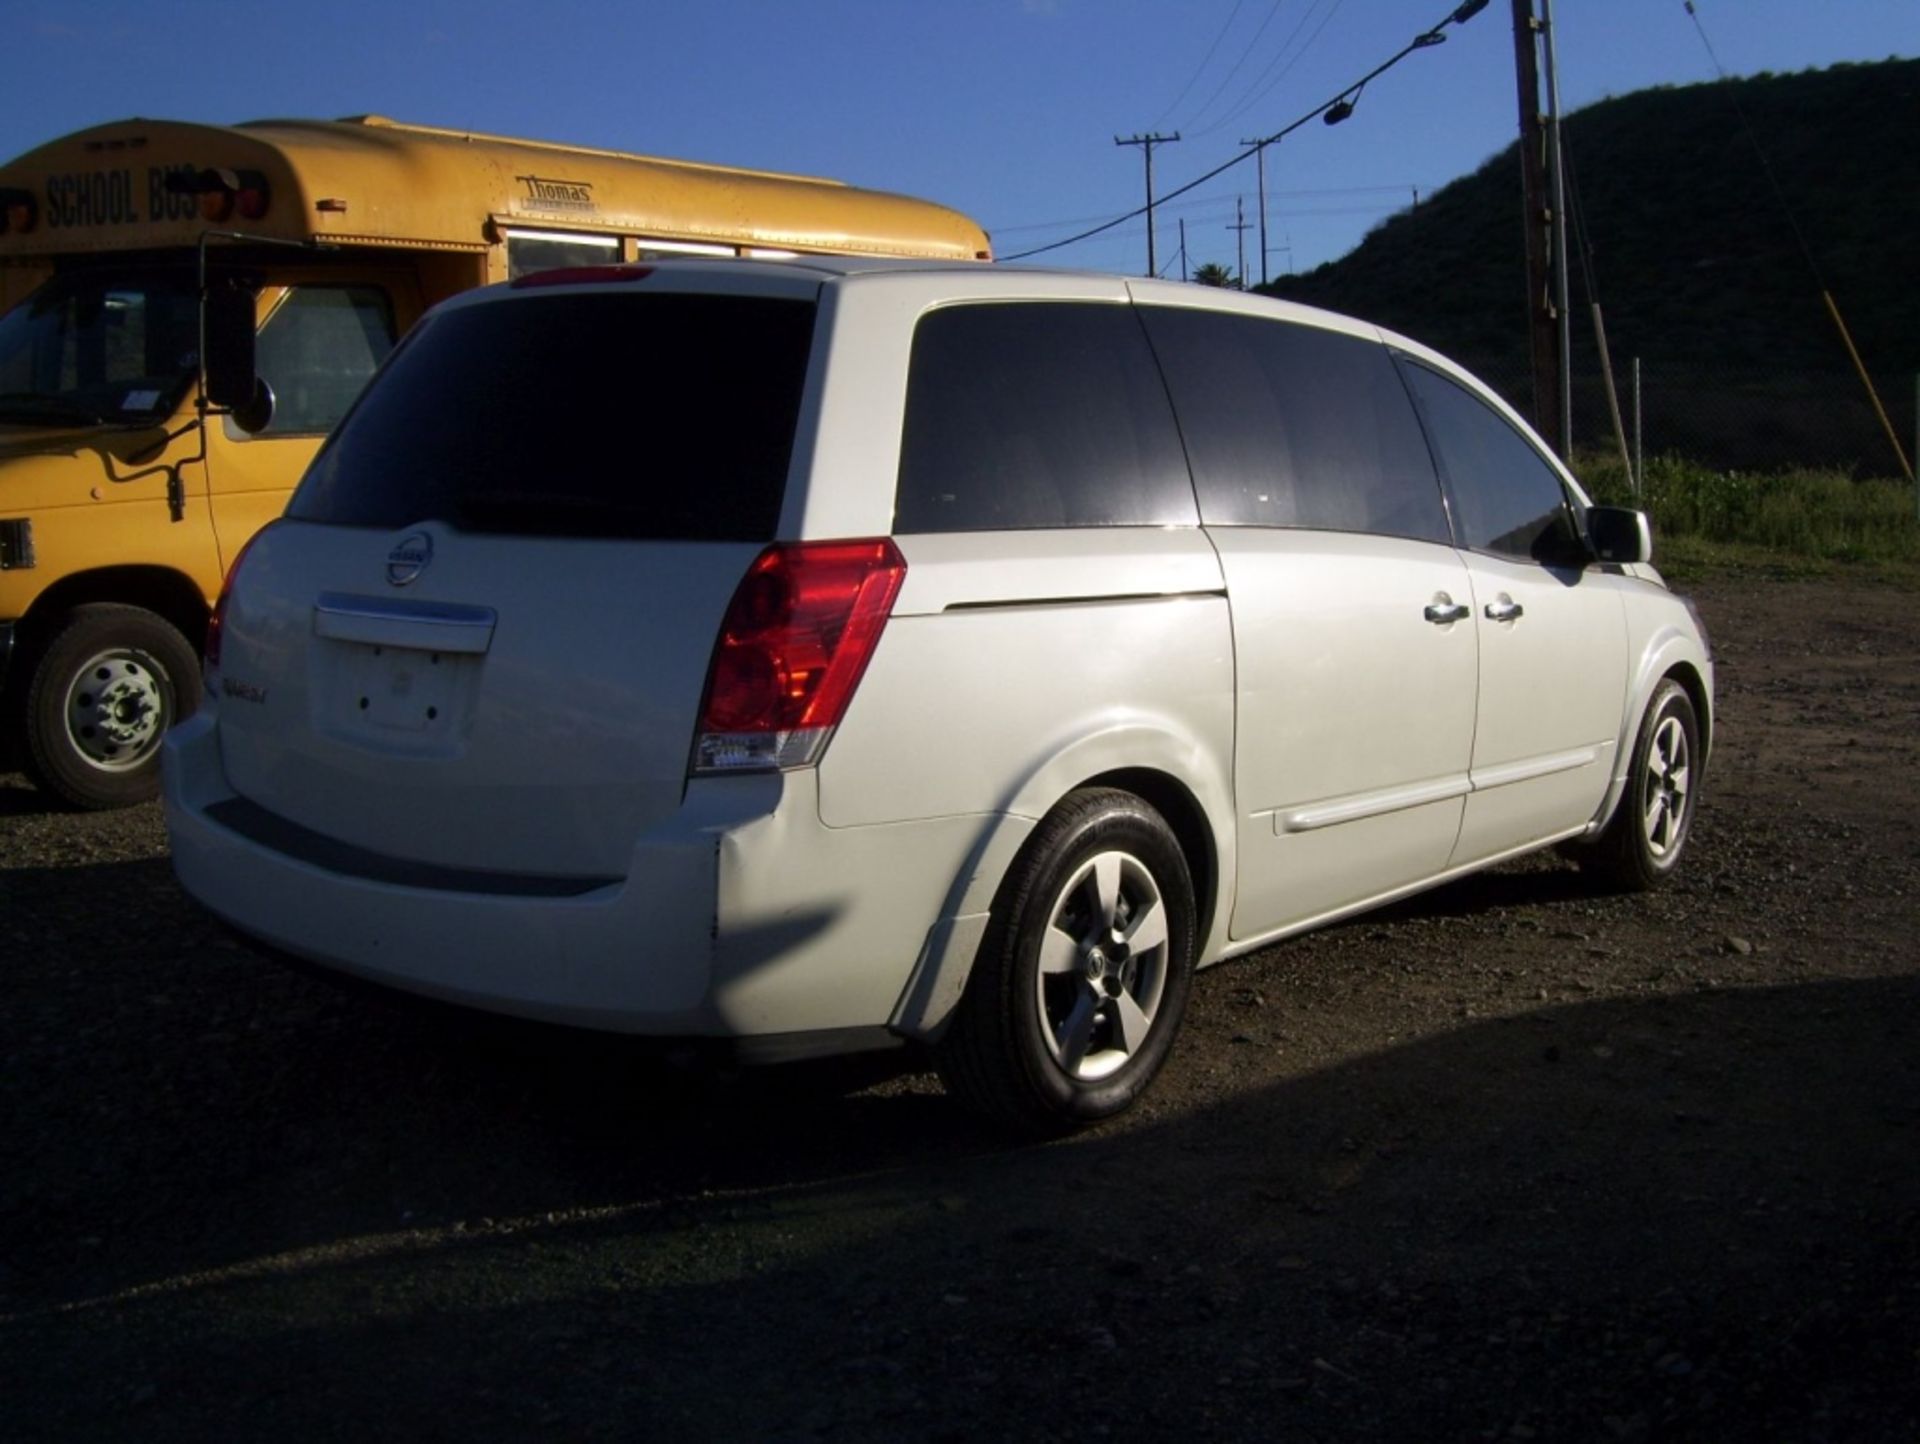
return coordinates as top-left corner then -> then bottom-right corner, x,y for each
1583,677 -> 1700,892
24,604 -> 200,811
937,789 -> 1195,1133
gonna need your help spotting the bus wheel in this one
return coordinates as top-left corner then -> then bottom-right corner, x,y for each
24,604 -> 200,811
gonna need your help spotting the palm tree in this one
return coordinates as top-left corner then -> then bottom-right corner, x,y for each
1192,262 -> 1238,289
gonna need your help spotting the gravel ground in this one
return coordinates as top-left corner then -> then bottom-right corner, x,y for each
3,574 -> 1916,1442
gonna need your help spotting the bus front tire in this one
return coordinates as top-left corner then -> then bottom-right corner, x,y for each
23,604 -> 200,811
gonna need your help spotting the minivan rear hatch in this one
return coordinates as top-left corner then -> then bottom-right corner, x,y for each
209,282 -> 818,883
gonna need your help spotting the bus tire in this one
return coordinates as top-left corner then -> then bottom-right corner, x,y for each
24,604 -> 200,811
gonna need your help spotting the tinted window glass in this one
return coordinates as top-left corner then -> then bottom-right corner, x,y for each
0,270 -> 198,424
249,286 -> 396,436
506,233 -> 621,279
894,302 -> 1197,532
1139,306 -> 1448,544
292,293 -> 813,541
1398,359 -> 1580,563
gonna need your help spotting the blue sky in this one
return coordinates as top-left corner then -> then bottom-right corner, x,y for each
6,1 -> 1914,278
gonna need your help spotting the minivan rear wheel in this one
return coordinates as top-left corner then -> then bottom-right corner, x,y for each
936,788 -> 1195,1134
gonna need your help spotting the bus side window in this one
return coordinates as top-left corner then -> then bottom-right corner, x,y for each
505,232 -> 619,278
243,286 -> 396,438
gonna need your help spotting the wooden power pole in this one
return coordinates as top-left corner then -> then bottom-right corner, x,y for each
1240,138 -> 1272,287
1510,0 -> 1563,455
1115,132 -> 1179,279
1228,197 -> 1252,290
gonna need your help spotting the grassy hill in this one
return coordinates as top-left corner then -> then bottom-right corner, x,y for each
1265,58 -> 1920,475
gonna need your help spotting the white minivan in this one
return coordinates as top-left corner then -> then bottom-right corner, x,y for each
163,258 -> 1711,1131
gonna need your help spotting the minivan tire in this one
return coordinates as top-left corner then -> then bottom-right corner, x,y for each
936,788 -> 1196,1134
1582,677 -> 1700,893
24,604 -> 200,811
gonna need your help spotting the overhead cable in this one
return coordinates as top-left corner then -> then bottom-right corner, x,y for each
1152,0 -> 1250,132
999,1 -> 1489,264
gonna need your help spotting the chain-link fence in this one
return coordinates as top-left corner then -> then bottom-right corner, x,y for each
1460,354 -> 1916,481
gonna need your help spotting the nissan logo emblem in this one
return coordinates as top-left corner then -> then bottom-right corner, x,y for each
386,531 -> 433,587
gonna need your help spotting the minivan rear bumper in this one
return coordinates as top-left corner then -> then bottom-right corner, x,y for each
163,711 -> 1011,1040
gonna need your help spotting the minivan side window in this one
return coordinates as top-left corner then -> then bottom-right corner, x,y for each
1397,358 -> 1582,565
247,285 -> 397,437
894,302 -> 1198,532
1138,306 -> 1449,544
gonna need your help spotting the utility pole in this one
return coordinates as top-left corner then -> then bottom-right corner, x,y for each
1177,218 -> 1189,282
1239,137 -> 1272,287
1228,197 -> 1252,290
1115,132 -> 1179,279
1543,0 -> 1572,455
1509,0 -> 1564,455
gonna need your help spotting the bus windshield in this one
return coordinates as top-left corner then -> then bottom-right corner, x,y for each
0,269 -> 200,427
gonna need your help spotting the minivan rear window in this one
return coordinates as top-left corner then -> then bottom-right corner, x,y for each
291,292 -> 814,541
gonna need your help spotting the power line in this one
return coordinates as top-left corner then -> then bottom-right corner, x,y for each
991,182 -> 1422,237
1152,0 -> 1249,131
1000,2 -> 1489,264
1178,0 -> 1289,137
1681,0 -> 1823,288
1196,0 -> 1350,140
1680,0 -> 1912,481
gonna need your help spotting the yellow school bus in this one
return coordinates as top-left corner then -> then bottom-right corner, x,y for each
0,115 -> 990,807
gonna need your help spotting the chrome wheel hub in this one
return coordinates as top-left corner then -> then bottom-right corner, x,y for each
1036,851 -> 1170,1082
1641,714 -> 1692,859
65,651 -> 168,772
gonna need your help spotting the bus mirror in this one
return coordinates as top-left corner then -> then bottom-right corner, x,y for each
229,378 -> 275,436
203,284 -> 258,412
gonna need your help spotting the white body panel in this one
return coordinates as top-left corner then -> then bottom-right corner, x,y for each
1211,529 -> 1477,939
1450,552 -> 1629,865
211,519 -> 758,879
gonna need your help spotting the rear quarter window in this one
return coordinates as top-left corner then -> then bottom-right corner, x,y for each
893,301 -> 1198,533
291,292 -> 814,541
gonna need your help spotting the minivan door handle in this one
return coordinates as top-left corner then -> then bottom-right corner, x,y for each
1484,595 -> 1525,622
1424,594 -> 1470,625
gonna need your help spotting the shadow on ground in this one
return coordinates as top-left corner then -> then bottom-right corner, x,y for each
4,856 -> 1914,1441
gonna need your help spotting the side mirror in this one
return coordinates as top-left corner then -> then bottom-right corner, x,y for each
1586,505 -> 1652,565
228,377 -> 275,436
203,283 -> 258,412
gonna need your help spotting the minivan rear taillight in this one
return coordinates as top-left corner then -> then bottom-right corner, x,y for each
693,539 -> 907,774
204,528 -> 270,687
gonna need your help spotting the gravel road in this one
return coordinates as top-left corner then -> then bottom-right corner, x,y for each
4,574 -> 1916,1442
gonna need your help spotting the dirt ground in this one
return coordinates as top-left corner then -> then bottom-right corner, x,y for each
3,573 -> 1916,1442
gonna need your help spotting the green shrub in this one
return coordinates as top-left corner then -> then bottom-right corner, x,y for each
1574,453 -> 1920,562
